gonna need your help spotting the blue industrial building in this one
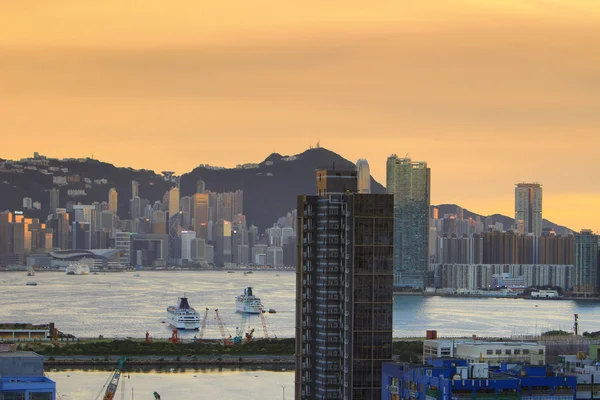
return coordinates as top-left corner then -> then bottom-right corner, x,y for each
382,358 -> 576,400
0,350 -> 56,400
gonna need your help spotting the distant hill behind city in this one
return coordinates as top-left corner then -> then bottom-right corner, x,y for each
435,204 -> 572,236
0,148 -> 571,234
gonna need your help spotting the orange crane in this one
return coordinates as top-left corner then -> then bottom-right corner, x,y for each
258,307 -> 269,339
215,309 -> 233,345
168,328 -> 180,343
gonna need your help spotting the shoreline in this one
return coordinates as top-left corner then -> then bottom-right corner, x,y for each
0,267 -> 296,273
395,292 -> 600,301
44,355 -> 295,367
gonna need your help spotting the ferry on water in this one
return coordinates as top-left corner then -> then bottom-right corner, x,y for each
529,289 -> 561,299
167,295 -> 200,330
65,263 -> 90,275
236,287 -> 263,314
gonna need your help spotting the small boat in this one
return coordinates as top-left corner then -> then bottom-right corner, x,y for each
227,271 -> 235,274
26,281 -> 37,286
27,266 -> 35,276
133,273 -> 140,277
275,274 -> 280,277
246,271 -> 253,274
268,309 -> 276,314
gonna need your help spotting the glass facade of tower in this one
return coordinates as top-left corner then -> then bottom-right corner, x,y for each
296,170 -> 394,400
515,183 -> 543,236
573,230 -> 599,296
386,155 -> 430,287
356,158 -> 371,194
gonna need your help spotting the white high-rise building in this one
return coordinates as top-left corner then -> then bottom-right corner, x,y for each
515,183 -> 543,236
22,197 -> 33,209
356,158 -> 371,194
181,230 -> 197,261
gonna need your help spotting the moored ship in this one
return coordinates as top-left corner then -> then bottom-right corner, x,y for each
167,296 -> 200,330
236,287 -> 263,314
65,263 -> 90,275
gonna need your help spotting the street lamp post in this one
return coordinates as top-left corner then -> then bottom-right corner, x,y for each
282,385 -> 286,400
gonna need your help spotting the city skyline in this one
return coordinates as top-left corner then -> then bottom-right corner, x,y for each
0,149 -> 593,234
2,1 -> 599,232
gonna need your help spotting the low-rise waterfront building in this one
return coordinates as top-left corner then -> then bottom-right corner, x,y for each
0,349 -> 56,399
423,339 -> 546,366
382,357 -> 576,400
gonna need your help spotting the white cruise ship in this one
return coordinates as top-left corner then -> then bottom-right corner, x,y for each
65,263 -> 90,275
235,287 -> 263,314
167,296 -> 200,330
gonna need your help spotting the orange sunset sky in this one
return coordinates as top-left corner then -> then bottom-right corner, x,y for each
1,1 -> 599,231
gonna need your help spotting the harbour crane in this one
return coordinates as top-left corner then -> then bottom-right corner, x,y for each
258,307 -> 270,339
215,309 -> 233,345
168,328 -> 180,343
197,308 -> 210,342
234,311 -> 255,344
95,356 -> 126,400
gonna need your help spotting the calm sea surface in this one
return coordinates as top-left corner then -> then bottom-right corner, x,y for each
48,368 -> 294,400
1,270 -> 599,339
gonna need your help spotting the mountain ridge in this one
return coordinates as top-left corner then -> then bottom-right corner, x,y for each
0,148 -> 571,233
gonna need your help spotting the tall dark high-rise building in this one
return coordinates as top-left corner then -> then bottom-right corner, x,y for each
180,196 -> 193,230
215,219 -> 232,267
72,221 -> 92,249
296,169 -> 394,400
131,180 -> 139,198
49,209 -> 69,250
0,211 -> 11,257
196,179 -> 205,194
49,188 -> 60,213
573,229 -> 599,296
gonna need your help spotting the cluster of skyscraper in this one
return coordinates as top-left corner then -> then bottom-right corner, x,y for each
0,176 -> 302,270
429,183 -> 600,296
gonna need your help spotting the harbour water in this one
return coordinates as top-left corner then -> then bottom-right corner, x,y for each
48,368 -> 294,400
1,270 -> 599,339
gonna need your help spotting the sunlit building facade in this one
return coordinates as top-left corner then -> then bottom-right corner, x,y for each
108,188 -> 118,214
515,183 -> 543,237
356,158 -> 371,194
193,193 -> 209,240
